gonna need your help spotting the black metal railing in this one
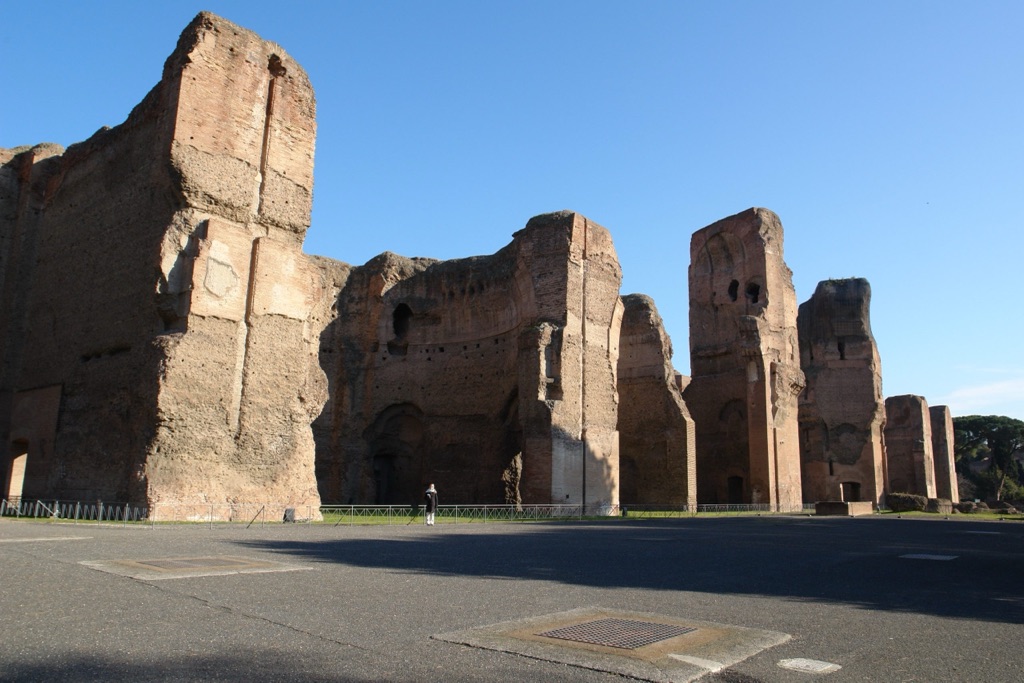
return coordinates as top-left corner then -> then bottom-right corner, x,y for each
1,499 -> 814,526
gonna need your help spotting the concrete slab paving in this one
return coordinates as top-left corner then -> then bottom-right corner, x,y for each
436,606 -> 789,682
81,555 -> 314,580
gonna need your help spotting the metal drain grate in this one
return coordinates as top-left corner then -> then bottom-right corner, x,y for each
537,618 -> 696,650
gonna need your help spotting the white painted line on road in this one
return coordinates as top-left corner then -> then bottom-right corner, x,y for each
963,530 -> 1002,535
900,554 -> 957,561
778,658 -> 842,674
668,654 -> 725,672
0,536 -> 91,543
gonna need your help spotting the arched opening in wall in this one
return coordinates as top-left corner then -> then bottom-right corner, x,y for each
366,403 -> 424,505
727,476 -> 744,505
4,441 -> 29,501
728,280 -> 739,302
694,232 -> 744,305
393,304 -> 412,338
745,281 -> 761,305
388,304 -> 413,356
841,481 -> 861,502
373,452 -> 399,505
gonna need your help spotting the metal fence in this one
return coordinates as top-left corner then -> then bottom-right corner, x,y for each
0,498 -> 297,527
1,498 -> 815,527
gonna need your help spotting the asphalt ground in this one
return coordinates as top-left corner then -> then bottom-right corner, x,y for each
1,514 -> 1022,682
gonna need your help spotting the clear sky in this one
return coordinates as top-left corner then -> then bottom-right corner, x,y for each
3,1 -> 1022,420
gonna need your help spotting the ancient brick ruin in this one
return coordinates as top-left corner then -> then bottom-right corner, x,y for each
685,209 -> 805,510
0,13 -> 960,513
0,13 -> 685,513
0,14 -> 326,517
313,211 -> 627,508
617,295 -> 696,507
884,395 -> 937,499
930,405 -> 960,503
797,279 -> 887,506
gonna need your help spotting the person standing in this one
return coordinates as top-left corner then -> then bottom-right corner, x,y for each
424,483 -> 438,526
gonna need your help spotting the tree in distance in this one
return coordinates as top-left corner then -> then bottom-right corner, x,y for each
954,415 -> 1024,502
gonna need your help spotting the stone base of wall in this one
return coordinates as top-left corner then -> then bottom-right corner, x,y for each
815,501 -> 874,517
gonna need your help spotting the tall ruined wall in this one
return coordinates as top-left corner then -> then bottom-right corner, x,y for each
929,405 -> 959,503
317,211 -> 622,507
0,100 -> 184,501
617,294 -> 696,506
145,13 -> 325,512
797,278 -> 887,506
884,395 -> 936,498
0,13 -> 328,513
685,208 -> 804,509
0,145 -> 66,498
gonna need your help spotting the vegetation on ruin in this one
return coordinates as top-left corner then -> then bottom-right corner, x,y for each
954,415 -> 1024,503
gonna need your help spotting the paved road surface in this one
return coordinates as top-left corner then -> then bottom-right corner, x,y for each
1,515 -> 1021,682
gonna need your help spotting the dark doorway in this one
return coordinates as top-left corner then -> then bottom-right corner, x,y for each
373,452 -> 399,504
841,481 -> 861,502
727,476 -> 744,504
366,404 -> 425,505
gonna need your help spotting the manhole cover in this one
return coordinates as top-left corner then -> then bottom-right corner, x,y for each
435,608 -> 791,683
538,618 -> 696,650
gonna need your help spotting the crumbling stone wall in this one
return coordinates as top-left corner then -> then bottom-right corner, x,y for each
884,395 -> 937,498
797,278 -> 887,506
13,13 -> 940,514
0,13 -> 327,515
0,14 -> 636,512
316,211 -> 623,507
617,294 -> 696,506
929,405 -> 959,503
0,144 -> 66,499
685,208 -> 804,509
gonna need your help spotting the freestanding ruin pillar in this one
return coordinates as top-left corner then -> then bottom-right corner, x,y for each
929,405 -> 960,503
617,294 -> 697,507
884,395 -> 937,498
685,208 -> 804,510
797,278 -> 887,507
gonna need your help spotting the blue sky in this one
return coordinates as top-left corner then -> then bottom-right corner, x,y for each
3,1 -> 1023,419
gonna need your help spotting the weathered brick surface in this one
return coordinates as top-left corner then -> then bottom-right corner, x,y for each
929,405 -> 960,503
685,208 -> 804,509
617,294 -> 696,506
797,278 -> 886,506
0,13 -> 324,515
884,395 -> 937,498
315,212 -> 623,507
6,12 -> 955,513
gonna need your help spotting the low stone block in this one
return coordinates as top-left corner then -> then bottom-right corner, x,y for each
815,501 -> 874,517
